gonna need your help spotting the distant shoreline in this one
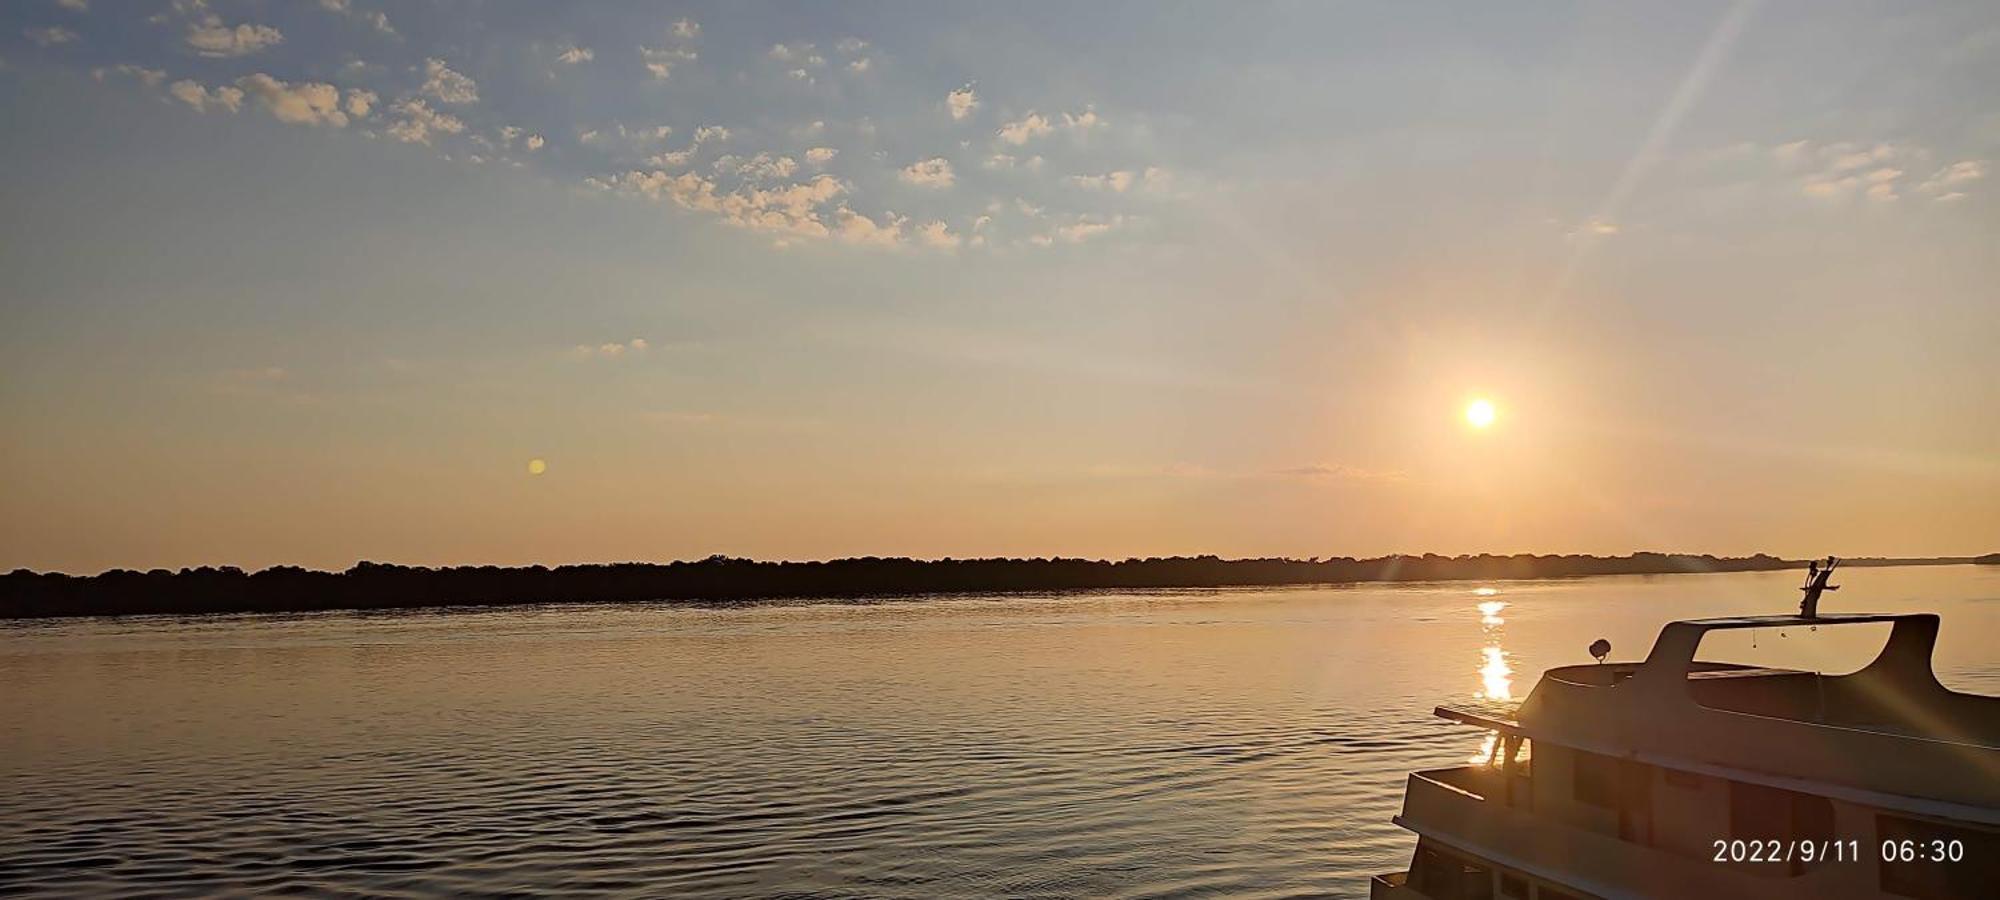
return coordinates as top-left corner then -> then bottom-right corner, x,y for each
4,552 -> 1994,620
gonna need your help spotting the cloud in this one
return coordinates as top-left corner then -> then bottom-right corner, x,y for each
833,208 -> 906,247
168,79 -> 244,113
186,19 -> 283,58
609,169 -> 849,242
525,134 -> 544,151
997,111 -> 1051,145
317,0 -> 394,35
94,64 -> 167,88
847,57 -> 871,73
421,57 -> 478,103
641,45 -> 697,80
694,125 -> 729,144
343,88 -> 377,118
836,37 -> 867,54
59,0 -> 88,11
715,152 -> 799,182
576,338 -> 649,359
899,157 -> 955,189
916,220 -> 961,250
768,42 -> 822,65
1916,160 -> 1984,199
384,98 -> 464,144
24,27 -> 80,47
673,19 -> 700,40
236,74 -> 349,127
804,147 -> 837,165
1067,170 -> 1135,192
947,84 -> 979,121
556,45 -> 594,65
1062,107 -> 1103,130
1051,215 -> 1124,244
1272,463 -> 1408,483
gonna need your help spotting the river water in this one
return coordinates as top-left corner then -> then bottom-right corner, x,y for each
3,565 -> 1995,897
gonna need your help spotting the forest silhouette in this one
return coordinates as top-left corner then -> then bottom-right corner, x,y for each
4,552 -> 1990,619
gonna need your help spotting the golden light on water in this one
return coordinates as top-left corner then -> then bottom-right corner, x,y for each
1479,646 -> 1513,700
1464,398 -> 1497,429
527,458 -> 548,476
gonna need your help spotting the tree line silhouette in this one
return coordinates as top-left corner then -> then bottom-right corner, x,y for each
1,552 -> 1986,619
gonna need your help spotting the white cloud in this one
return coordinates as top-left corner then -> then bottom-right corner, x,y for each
716,152 -> 799,182
556,45 -> 594,65
576,338 -> 649,359
168,79 -> 244,113
1067,170 -> 1135,192
236,73 -> 348,127
384,98 -> 465,144
916,220 -> 961,250
804,147 -> 837,165
186,18 -> 283,57
947,84 -> 979,122
318,0 -> 394,35
24,26 -> 80,47
848,57 -> 871,73
694,125 -> 729,144
94,64 -> 167,88
673,19 -> 700,40
1917,160 -> 1985,198
769,42 -> 819,63
525,134 -> 544,151
612,169 -> 849,242
59,0 -> 89,11
1063,107 -> 1103,130
997,112 -> 1051,145
344,88 -> 376,118
836,37 -> 867,54
834,208 -> 906,247
421,57 -> 478,103
984,154 -> 1015,170
899,158 -> 956,189
641,45 -> 696,80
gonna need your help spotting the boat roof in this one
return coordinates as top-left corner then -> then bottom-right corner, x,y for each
1672,611 -> 1922,629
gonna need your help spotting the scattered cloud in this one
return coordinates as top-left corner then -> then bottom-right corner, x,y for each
947,84 -> 979,121
1062,107 -> 1103,130
556,45 -> 594,65
59,0 -> 89,11
997,111 -> 1051,145
1272,463 -> 1408,483
344,88 -> 377,118
94,64 -> 168,88
236,73 -> 351,127
24,26 -> 80,47
899,157 -> 955,189
168,78 -> 245,113
916,220 -> 961,250
421,57 -> 478,104
1067,170 -> 1135,192
1916,160 -> 1984,200
641,45 -> 697,80
847,57 -> 871,73
186,18 -> 283,58
804,147 -> 838,165
318,0 -> 394,36
384,98 -> 464,144
575,338 -> 650,359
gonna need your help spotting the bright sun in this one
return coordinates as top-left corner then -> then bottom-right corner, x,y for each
1464,399 -> 1497,429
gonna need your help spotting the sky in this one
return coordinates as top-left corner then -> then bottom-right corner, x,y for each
1,1 -> 1996,573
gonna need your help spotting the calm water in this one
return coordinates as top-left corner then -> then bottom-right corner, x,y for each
4,565 -> 1997,897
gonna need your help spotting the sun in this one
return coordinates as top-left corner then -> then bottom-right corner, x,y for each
1464,399 -> 1497,429
527,458 -> 547,476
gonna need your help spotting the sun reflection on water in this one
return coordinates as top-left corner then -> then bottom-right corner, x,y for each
1470,589 -> 1514,763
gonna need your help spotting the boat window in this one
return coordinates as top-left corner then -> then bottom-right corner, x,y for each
1499,872 -> 1529,898
1408,843 -> 1496,900
1691,621 -> 1892,677
1877,815 -> 2000,899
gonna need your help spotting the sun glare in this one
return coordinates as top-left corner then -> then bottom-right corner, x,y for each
527,458 -> 547,476
1464,399 -> 1497,429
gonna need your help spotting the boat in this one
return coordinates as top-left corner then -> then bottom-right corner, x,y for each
1370,558 -> 2000,899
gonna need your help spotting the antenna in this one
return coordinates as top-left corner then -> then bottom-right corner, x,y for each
1798,555 -> 1839,618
